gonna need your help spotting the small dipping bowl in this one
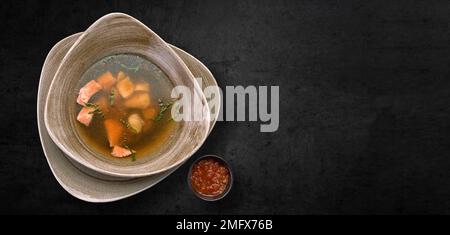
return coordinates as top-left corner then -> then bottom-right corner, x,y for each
187,155 -> 233,201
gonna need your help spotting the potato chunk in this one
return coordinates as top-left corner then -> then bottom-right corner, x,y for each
128,113 -> 145,133
116,77 -> 135,98
117,71 -> 126,81
124,91 -> 151,109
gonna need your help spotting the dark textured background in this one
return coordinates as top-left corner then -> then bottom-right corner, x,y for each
0,0 -> 449,214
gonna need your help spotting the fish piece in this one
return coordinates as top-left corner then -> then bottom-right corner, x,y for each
96,71 -> 116,90
111,145 -> 132,158
128,113 -> 145,133
76,107 -> 95,126
142,106 -> 158,120
124,91 -> 151,109
76,80 -> 102,105
135,81 -> 150,92
116,76 -> 135,98
104,119 -> 124,147
117,71 -> 126,81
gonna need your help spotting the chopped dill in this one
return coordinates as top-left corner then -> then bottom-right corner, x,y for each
85,102 -> 104,118
120,118 -> 137,133
120,63 -> 140,72
155,97 -> 180,121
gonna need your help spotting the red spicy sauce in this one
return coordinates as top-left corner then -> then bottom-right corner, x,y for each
190,158 -> 230,196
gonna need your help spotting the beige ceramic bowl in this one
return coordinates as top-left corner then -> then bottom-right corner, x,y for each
38,31 -> 220,202
44,13 -> 211,178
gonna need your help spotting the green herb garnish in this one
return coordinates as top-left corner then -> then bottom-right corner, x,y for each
109,88 -> 115,106
119,118 -> 129,128
119,118 -> 137,133
129,127 -> 138,134
88,108 -> 104,118
121,134 -> 128,145
155,99 -> 177,121
84,102 -> 97,108
101,55 -> 115,65
85,102 -> 104,118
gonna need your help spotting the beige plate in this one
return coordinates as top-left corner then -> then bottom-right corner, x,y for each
44,13 -> 211,178
37,32 -> 220,202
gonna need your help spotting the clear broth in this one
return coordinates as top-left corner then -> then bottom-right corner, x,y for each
75,54 -> 180,162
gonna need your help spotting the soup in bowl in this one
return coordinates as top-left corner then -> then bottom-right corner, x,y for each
44,13 -> 210,178
75,54 -> 180,163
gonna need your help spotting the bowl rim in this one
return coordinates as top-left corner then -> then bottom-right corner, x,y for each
187,155 -> 233,201
44,12 -> 211,178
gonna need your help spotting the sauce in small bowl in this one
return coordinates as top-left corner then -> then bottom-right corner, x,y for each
188,155 -> 233,201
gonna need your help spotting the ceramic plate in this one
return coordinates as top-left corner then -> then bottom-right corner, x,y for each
37,32 -> 219,202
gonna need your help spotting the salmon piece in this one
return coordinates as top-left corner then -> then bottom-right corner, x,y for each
142,106 -> 158,120
111,145 -> 132,158
135,81 -> 150,92
94,96 -> 109,114
96,71 -> 116,90
116,77 -> 135,98
117,71 -> 127,81
104,119 -> 124,147
128,113 -> 145,133
76,107 -> 95,126
124,91 -> 151,109
77,80 -> 102,105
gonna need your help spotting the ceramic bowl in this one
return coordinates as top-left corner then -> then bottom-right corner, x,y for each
44,13 -> 211,178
